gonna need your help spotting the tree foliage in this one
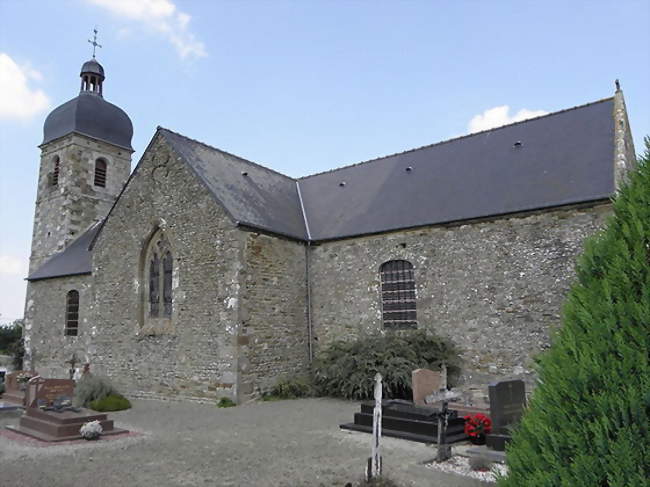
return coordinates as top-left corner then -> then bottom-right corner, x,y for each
499,139 -> 650,486
312,330 -> 461,400
0,320 -> 22,354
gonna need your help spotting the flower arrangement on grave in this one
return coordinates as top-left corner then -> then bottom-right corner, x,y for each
16,372 -> 34,384
80,420 -> 103,440
464,413 -> 492,444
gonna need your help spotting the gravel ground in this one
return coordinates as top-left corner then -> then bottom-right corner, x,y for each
0,398 -> 488,487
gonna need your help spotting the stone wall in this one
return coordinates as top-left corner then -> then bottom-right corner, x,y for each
237,232 -> 308,399
308,203 -> 612,386
23,274 -> 94,377
29,134 -> 131,273
87,134 -> 245,402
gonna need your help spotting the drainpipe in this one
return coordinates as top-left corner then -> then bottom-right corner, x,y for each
296,181 -> 313,362
306,241 -> 313,362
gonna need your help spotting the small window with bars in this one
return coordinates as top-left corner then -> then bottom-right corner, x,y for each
65,290 -> 79,336
52,156 -> 60,186
380,260 -> 417,329
94,158 -> 107,187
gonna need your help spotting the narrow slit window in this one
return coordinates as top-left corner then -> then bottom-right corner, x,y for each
380,260 -> 417,329
65,290 -> 79,336
94,159 -> 107,187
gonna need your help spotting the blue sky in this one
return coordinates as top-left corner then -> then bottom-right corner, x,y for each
0,0 -> 649,323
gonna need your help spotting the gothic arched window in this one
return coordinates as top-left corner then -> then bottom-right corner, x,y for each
94,158 -> 107,187
65,290 -> 79,336
52,156 -> 60,186
380,260 -> 417,329
146,231 -> 173,319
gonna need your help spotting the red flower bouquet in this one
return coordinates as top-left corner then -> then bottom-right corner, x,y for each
464,413 -> 492,444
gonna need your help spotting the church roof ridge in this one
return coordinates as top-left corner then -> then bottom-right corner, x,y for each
298,96 -> 615,180
156,126 -> 297,182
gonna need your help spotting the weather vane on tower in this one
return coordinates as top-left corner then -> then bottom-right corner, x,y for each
88,28 -> 102,59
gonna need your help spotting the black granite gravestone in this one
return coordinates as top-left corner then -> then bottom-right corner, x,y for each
486,379 -> 526,451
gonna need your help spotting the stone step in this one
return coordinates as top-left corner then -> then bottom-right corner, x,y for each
340,422 -> 468,444
20,414 -> 115,438
6,423 -> 128,442
26,407 -> 107,425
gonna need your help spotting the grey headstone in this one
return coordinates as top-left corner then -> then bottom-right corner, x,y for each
488,379 -> 526,434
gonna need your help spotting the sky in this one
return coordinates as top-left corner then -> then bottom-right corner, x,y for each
0,0 -> 649,323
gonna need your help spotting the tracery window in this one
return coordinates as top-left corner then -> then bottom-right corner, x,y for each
94,158 -> 107,187
146,231 -> 173,318
65,290 -> 79,336
380,260 -> 417,329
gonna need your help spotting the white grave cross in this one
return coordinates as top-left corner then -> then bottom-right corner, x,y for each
369,372 -> 383,479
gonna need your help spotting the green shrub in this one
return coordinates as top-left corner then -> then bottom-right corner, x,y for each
312,330 -> 461,400
264,374 -> 313,400
498,139 -> 650,486
217,397 -> 236,408
73,375 -> 118,408
89,394 -> 131,412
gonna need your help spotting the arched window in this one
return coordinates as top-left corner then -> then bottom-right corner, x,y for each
52,156 -> 60,186
146,231 -> 173,319
94,158 -> 107,187
65,290 -> 79,336
380,260 -> 417,329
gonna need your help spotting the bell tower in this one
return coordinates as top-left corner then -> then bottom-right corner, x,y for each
28,39 -> 134,273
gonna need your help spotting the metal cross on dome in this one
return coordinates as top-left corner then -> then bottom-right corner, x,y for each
88,28 -> 102,58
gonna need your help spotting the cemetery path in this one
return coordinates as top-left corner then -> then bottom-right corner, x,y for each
0,398 -> 488,487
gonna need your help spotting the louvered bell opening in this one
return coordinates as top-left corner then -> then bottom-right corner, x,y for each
94,159 -> 107,187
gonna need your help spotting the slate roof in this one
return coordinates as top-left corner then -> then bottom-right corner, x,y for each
160,129 -> 308,240
42,92 -> 133,150
299,97 -> 615,240
27,223 -> 100,281
28,97 -> 617,281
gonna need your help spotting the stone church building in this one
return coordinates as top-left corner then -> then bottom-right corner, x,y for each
23,58 -> 636,403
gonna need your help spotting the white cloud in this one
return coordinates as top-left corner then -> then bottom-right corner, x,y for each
0,53 -> 50,120
86,0 -> 206,60
0,255 -> 27,276
468,105 -> 548,133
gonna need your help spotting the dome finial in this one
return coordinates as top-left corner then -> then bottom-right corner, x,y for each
87,27 -> 102,59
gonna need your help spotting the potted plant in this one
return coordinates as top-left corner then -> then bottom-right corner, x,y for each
464,413 -> 492,445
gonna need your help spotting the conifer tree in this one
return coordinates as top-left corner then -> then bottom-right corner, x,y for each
499,139 -> 650,486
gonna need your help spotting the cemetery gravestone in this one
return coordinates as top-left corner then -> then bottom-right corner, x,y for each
412,368 -> 443,406
2,370 -> 34,405
486,379 -> 526,451
7,376 -> 128,441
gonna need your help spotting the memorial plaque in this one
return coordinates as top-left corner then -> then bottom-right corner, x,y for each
31,379 -> 75,407
412,368 -> 443,406
488,379 -> 526,433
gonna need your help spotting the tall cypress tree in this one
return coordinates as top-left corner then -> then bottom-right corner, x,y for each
499,139 -> 650,487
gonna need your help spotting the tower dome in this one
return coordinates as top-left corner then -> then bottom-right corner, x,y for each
42,59 -> 133,150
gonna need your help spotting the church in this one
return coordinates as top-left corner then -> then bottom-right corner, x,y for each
22,56 -> 636,403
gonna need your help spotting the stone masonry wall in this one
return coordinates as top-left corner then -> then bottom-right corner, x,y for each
30,134 -> 131,273
309,203 -> 612,386
23,274 -> 94,377
237,232 -> 308,399
89,134 -> 245,402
